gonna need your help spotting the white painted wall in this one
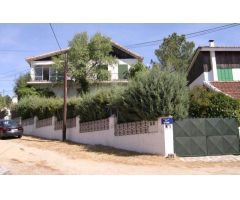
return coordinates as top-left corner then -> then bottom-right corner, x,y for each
108,58 -> 138,80
189,70 -> 214,89
232,68 -> 240,81
22,116 -> 174,156
210,51 -> 218,81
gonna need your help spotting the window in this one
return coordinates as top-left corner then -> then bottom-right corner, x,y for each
217,67 -> 233,81
43,67 -> 49,80
34,65 -> 63,81
118,64 -> 128,80
35,67 -> 43,81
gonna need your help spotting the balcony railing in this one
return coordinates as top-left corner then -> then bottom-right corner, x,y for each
33,75 -> 64,82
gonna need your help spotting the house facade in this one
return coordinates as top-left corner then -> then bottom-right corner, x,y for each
26,41 -> 143,97
187,40 -> 240,98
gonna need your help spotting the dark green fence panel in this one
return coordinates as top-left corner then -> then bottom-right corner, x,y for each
174,118 -> 239,157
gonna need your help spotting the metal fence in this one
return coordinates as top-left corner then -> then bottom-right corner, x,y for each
173,118 -> 239,157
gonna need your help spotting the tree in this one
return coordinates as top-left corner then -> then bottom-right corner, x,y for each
14,73 -> 55,100
124,61 -> 148,79
155,32 -> 195,73
54,32 -> 116,94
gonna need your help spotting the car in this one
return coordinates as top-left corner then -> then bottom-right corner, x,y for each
0,119 -> 23,139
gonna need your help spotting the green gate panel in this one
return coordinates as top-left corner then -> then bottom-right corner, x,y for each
174,118 -> 239,157
173,118 -> 205,137
205,118 -> 238,136
207,135 -> 239,155
174,136 -> 207,156
118,64 -> 128,80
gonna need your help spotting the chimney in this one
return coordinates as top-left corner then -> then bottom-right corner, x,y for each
209,40 -> 215,47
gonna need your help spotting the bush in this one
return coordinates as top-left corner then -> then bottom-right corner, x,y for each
14,86 -> 125,122
112,67 -> 189,122
189,86 -> 240,124
17,96 -> 63,120
77,87 -> 124,122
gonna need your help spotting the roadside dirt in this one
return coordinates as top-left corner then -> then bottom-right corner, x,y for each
1,136 -> 240,175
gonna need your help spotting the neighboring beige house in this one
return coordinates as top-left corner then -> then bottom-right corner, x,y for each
26,41 -> 143,97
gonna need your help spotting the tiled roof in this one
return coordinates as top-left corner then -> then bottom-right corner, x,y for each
209,81 -> 240,99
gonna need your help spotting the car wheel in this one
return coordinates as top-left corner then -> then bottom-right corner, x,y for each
17,135 -> 22,138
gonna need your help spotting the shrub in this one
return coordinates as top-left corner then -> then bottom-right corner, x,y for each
112,67 -> 189,122
77,87 -> 124,122
13,86 -> 125,122
189,86 -> 240,124
17,96 -> 63,120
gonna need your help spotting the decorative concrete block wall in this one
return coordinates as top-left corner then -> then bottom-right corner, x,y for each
18,115 -> 174,156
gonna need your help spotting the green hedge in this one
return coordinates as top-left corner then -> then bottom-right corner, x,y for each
14,87 -> 124,121
189,86 -> 240,124
112,68 -> 189,122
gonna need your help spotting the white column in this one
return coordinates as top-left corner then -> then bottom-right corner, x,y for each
76,116 -> 80,133
210,51 -> 218,81
109,115 -> 116,134
159,117 -> 174,157
30,64 -> 35,81
33,116 -> 38,129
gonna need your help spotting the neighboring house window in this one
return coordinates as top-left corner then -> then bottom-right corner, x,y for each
34,65 -> 63,81
217,67 -> 233,81
35,66 -> 43,81
118,64 -> 128,80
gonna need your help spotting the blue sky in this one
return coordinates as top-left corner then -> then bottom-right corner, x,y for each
0,23 -> 240,97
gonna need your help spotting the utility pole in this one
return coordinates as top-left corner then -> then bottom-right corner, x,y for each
63,53 -> 68,141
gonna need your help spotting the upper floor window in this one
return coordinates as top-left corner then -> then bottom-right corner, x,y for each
34,65 -> 63,81
118,64 -> 128,80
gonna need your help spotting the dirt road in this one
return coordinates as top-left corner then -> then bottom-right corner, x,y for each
1,136 -> 240,175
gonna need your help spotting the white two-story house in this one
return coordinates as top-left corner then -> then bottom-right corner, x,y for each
26,41 -> 143,97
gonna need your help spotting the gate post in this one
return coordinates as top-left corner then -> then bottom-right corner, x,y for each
160,116 -> 174,157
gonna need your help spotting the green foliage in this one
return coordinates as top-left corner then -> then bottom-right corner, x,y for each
16,96 -> 63,120
54,32 -> 116,94
14,68 -> 190,123
155,32 -> 195,73
14,73 -> 55,99
0,95 -> 12,112
13,87 -> 124,121
0,109 -> 7,119
125,61 -> 148,79
189,86 -> 240,124
96,69 -> 111,81
113,67 -> 189,122
77,88 -> 117,122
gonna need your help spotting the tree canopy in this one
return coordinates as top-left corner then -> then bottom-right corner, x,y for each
54,32 -> 116,94
154,32 -> 195,73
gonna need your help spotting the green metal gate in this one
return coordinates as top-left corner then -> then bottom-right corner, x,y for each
173,118 -> 239,157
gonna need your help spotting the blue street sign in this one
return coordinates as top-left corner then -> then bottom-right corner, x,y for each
161,117 -> 173,125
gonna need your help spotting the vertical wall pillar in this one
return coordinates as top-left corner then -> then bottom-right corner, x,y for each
210,51 -> 218,81
30,64 -> 35,81
76,116 -> 80,133
33,116 -> 38,129
109,115 -> 116,135
159,117 -> 174,157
